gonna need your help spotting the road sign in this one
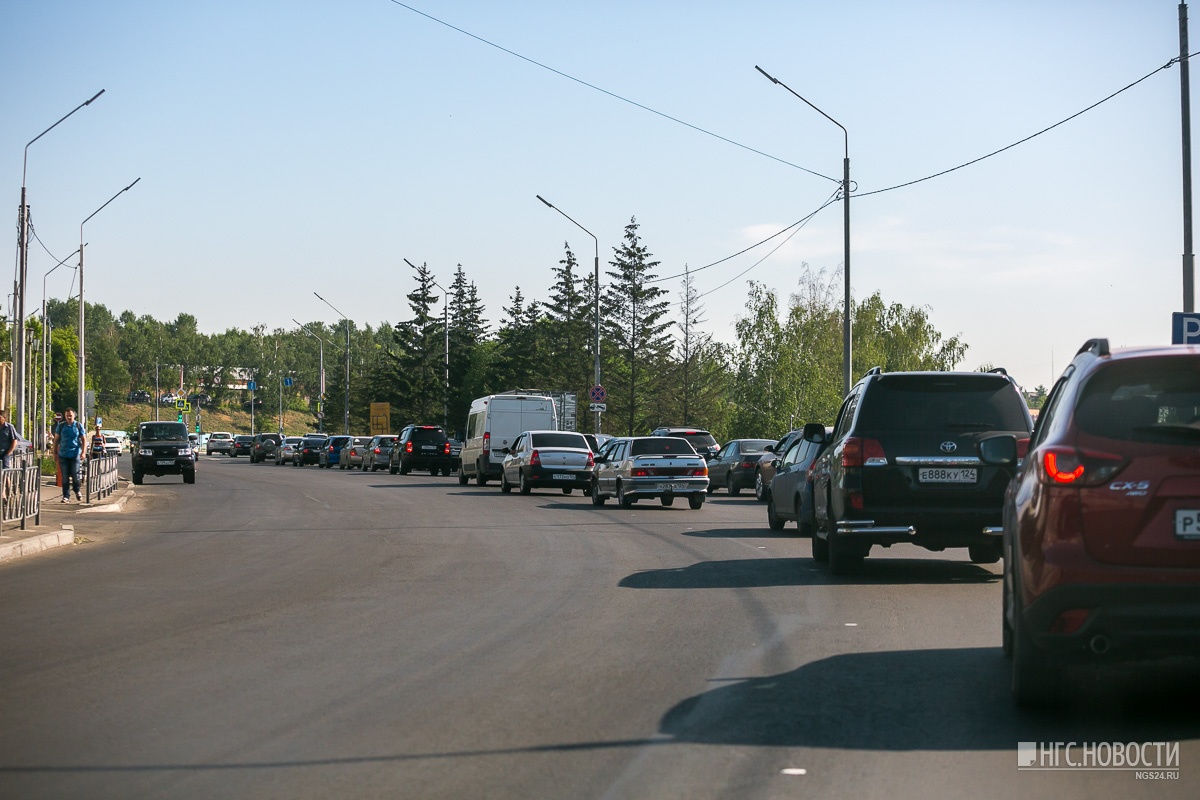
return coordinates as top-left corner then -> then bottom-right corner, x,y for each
589,384 -> 607,403
283,377 -> 293,387
589,403 -> 607,412
248,380 -> 257,391
1172,312 -> 1200,344
175,398 -> 187,410
316,411 -> 325,420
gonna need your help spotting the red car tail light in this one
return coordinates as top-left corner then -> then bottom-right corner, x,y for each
405,441 -> 413,453
530,449 -> 541,467
585,452 -> 594,469
841,437 -> 886,467
483,431 -> 491,454
1040,446 -> 1126,486
443,442 -> 451,455
374,447 -> 381,454
740,460 -> 757,470
690,465 -> 708,477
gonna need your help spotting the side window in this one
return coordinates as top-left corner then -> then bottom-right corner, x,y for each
831,390 -> 860,442
1031,368 -> 1074,448
782,440 -> 803,467
717,443 -> 733,460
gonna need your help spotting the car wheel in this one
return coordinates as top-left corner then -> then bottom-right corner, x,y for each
591,480 -> 606,506
519,471 -> 532,495
811,532 -> 829,562
1002,555 -> 1015,659
660,495 -> 674,507
442,466 -> 453,477
132,471 -> 143,485
687,493 -> 704,510
767,496 -> 785,530
389,462 -> 398,475
400,464 -> 410,475
969,541 -> 1003,564
500,471 -> 512,493
371,463 -> 380,472
828,518 -> 867,576
458,470 -> 469,486
1011,581 -> 1062,708
706,484 -> 715,495
183,470 -> 196,484
475,462 -> 488,486
562,487 -> 572,495
727,473 -> 740,497
755,471 -> 769,502
231,453 -> 237,458
617,481 -> 635,508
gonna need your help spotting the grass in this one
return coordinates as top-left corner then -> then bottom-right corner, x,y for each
89,402 -> 322,438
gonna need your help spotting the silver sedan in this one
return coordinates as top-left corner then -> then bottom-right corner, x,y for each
499,430 -> 594,495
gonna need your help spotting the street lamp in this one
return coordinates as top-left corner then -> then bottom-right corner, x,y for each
403,259 -> 449,430
535,194 -> 602,433
14,89 -> 104,435
78,177 -> 140,421
313,292 -> 351,435
293,319 -> 343,433
41,247 -> 81,452
755,66 -> 853,396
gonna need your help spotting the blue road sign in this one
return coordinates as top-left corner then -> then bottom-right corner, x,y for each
284,377 -> 293,387
248,380 -> 257,391
1172,312 -> 1200,344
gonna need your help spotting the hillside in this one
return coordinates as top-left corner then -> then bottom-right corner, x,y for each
93,402 -> 335,437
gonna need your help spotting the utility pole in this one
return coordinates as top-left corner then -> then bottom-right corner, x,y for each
1182,1 -> 1195,312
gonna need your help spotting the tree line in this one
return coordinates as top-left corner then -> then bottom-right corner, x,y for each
4,217 -> 976,440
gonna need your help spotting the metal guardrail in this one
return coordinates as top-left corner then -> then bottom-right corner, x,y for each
2,452 -> 42,530
85,453 -> 120,504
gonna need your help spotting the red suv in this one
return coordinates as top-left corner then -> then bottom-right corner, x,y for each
979,339 -> 1200,706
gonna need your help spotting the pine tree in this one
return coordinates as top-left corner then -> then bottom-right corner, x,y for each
542,243 -> 593,398
392,260 -> 443,423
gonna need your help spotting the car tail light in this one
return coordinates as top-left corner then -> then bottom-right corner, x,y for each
585,452 -> 594,469
740,460 -> 756,470
443,442 -> 451,455
1040,446 -> 1126,486
374,447 -> 380,454
691,465 -> 708,476
841,437 -> 886,467
632,467 -> 650,477
483,431 -> 491,454
405,441 -> 413,454
530,449 -> 541,467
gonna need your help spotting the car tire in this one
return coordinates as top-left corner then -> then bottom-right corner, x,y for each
371,463 -> 380,472
687,493 -> 704,510
183,470 -> 195,484
828,519 -> 866,576
767,496 -> 785,530
390,462 -> 399,475
755,471 -> 769,502
442,466 -> 453,477
811,533 -> 829,562
519,471 -> 532,495
230,453 -> 237,458
562,487 -> 572,495
617,481 -> 635,508
458,470 -> 469,486
400,464 -> 410,475
475,462 -> 488,486
660,496 -> 674,507
132,471 -> 143,485
501,472 -> 512,493
706,484 -> 715,495
591,481 -> 606,506
727,474 -> 740,497
1011,593 -> 1061,707
968,541 -> 1003,564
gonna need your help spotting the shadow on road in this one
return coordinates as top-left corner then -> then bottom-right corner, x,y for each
620,557 -> 999,589
659,647 -> 1200,750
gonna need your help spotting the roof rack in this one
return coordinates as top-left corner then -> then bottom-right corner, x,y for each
987,367 -> 1008,376
1076,338 -> 1110,357
863,366 -> 883,378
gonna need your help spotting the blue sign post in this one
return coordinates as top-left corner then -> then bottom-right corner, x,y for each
1172,312 -> 1200,344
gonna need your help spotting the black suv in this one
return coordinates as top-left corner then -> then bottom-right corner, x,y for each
132,421 -> 196,485
809,368 -> 1032,574
250,432 -> 283,463
650,426 -> 720,460
390,424 -> 454,475
293,435 -> 327,466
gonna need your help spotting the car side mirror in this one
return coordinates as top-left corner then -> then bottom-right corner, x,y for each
977,434 -> 1018,466
771,458 -> 781,470
802,422 -> 826,443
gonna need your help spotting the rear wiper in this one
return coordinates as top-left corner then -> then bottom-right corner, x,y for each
944,422 -> 997,430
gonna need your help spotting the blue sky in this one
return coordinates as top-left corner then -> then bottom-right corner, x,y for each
2,1 -> 1190,392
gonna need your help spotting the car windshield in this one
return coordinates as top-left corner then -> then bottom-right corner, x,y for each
740,439 -> 775,453
530,433 -> 588,448
140,424 -> 188,442
857,375 -> 1030,432
632,437 -> 697,456
1075,357 -> 1200,443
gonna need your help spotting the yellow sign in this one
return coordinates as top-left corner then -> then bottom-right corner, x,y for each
370,402 -> 390,436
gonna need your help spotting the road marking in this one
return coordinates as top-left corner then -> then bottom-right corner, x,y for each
844,623 -> 858,627
781,768 -> 808,776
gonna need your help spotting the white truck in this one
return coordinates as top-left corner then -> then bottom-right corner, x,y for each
459,393 -> 557,485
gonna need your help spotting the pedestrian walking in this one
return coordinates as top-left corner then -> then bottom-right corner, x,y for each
90,424 -> 107,458
0,411 -> 19,469
54,408 -> 86,503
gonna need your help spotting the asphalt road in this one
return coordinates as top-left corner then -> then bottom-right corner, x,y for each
1,454 -> 1198,799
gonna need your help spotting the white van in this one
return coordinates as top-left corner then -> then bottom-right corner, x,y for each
459,393 -> 557,485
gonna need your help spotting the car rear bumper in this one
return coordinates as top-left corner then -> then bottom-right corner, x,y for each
625,478 -> 708,497
837,506 -> 1001,548
1024,583 -> 1200,662
522,468 -> 593,488
402,455 -> 452,470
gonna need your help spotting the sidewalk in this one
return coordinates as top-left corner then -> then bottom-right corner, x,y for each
0,474 -> 135,563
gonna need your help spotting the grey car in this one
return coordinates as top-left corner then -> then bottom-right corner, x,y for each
340,436 -> 372,470
275,436 -> 303,465
499,430 -> 593,495
361,435 -> 398,472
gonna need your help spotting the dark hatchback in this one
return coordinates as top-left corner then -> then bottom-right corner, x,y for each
707,438 -> 776,496
231,435 -> 254,457
132,421 -> 196,485
293,435 -> 328,466
390,425 -> 453,475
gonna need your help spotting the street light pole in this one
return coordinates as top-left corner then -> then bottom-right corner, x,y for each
536,195 -> 602,434
313,292 -> 351,434
403,259 -> 450,430
41,248 -> 80,453
14,89 -> 104,436
294,320 -> 342,433
755,66 -> 852,396
78,178 -> 140,422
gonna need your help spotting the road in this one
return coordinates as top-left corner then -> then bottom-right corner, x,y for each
1,455 -> 1197,799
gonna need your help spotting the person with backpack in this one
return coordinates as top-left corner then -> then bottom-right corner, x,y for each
90,424 -> 107,458
0,411 -> 19,469
54,408 -> 86,503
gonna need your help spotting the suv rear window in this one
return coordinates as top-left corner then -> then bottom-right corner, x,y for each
1075,357 -> 1200,443
531,433 -> 588,448
632,438 -> 697,456
409,428 -> 446,443
856,375 -> 1029,432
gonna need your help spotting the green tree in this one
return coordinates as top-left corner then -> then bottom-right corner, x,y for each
392,261 -> 443,424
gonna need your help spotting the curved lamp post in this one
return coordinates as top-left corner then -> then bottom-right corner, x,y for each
14,89 -> 104,435
535,195 -> 602,433
755,66 -> 852,396
293,320 -> 343,433
78,177 -> 140,421
313,292 -> 351,435
41,247 -> 81,452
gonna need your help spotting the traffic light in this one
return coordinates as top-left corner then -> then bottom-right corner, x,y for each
177,413 -> 183,423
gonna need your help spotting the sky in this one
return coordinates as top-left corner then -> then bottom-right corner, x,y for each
2,1 -> 1194,393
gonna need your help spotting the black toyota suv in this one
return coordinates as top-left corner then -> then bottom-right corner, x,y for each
809,368 -> 1033,574
132,421 -> 196,485
250,432 -> 283,463
390,424 -> 454,475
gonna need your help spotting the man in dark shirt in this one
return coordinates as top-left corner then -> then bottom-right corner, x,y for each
0,411 -> 18,469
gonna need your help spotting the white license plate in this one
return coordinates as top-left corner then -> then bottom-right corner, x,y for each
156,459 -> 176,466
552,473 -> 572,480
421,446 -> 435,451
1175,509 -> 1200,540
918,468 -> 977,484
656,482 -> 688,491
